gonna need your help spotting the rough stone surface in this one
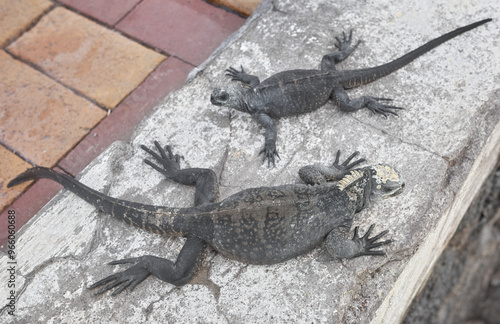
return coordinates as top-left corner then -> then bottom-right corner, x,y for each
1,0 -> 499,323
7,7 -> 166,109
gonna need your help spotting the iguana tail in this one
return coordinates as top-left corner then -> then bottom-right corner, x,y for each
341,18 -> 492,88
8,167 -> 187,237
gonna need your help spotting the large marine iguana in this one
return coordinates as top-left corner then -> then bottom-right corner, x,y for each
8,142 -> 404,296
210,19 -> 492,166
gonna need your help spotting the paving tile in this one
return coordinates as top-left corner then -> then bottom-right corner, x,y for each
0,146 -> 32,212
0,50 -> 106,166
59,57 -> 194,175
0,173 -> 63,250
208,0 -> 262,16
7,7 -> 166,109
0,0 -> 53,46
59,0 -> 141,26
117,0 -> 246,65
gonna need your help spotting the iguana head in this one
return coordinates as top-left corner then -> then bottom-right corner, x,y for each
339,164 -> 404,210
210,86 -> 248,113
366,164 -> 405,202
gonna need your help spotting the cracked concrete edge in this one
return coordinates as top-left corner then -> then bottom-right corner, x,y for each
373,119 -> 500,323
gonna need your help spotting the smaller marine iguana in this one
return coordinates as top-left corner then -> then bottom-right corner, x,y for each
210,19 -> 492,166
8,142 -> 404,296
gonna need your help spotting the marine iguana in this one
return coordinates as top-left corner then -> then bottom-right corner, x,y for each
8,142 -> 404,296
210,19 -> 492,166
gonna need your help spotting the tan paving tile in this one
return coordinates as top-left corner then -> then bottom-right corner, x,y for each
7,7 -> 166,109
0,146 -> 32,210
0,0 -> 53,47
0,50 -> 106,166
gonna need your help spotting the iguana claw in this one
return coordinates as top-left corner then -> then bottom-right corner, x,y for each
259,140 -> 280,167
365,97 -> 404,117
88,257 -> 150,296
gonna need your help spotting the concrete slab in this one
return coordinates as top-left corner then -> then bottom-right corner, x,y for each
1,0 -> 499,323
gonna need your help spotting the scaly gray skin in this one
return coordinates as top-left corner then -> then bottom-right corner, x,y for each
8,142 -> 404,296
211,19 -> 492,166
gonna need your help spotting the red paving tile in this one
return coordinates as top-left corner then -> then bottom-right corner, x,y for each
58,0 -> 141,26
59,57 -> 194,175
117,0 -> 246,65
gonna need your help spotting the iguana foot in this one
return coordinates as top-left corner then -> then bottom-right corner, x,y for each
140,141 -> 182,178
259,139 -> 280,167
351,224 -> 392,257
365,97 -> 404,117
331,150 -> 365,174
88,257 -> 151,296
334,29 -> 362,58
225,66 -> 260,87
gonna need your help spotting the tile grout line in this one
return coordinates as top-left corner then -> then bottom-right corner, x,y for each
3,49 -> 110,112
112,0 -> 146,27
53,1 -> 175,60
1,2 -> 56,49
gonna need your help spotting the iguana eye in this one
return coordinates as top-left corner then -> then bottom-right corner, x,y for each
219,92 -> 229,100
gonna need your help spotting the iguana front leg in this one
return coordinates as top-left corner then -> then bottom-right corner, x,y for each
325,224 -> 391,259
333,86 -> 404,117
88,142 -> 215,295
321,30 -> 362,72
298,150 -> 365,185
253,112 -> 280,167
226,65 -> 260,88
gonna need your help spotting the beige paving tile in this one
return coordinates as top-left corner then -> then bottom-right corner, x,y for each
7,7 -> 166,109
0,0 -> 53,46
0,51 -> 106,166
0,145 -> 32,210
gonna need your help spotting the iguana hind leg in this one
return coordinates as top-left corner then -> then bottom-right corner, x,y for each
89,236 -> 206,295
89,142 -> 215,296
321,30 -> 361,72
332,86 -> 404,117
